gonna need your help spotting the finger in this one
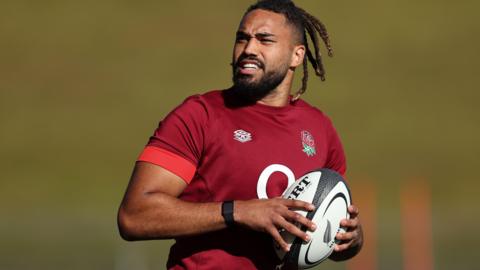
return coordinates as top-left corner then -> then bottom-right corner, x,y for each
348,205 -> 359,217
275,216 -> 311,242
335,230 -> 358,242
282,199 -> 315,211
283,210 -> 317,232
268,227 -> 290,252
334,240 -> 353,252
340,217 -> 359,229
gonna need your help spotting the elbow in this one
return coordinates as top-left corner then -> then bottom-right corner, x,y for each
117,207 -> 140,241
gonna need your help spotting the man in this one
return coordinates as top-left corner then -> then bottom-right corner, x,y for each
118,0 -> 363,269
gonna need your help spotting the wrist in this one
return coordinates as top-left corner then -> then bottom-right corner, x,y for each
221,201 -> 235,227
230,200 -> 248,228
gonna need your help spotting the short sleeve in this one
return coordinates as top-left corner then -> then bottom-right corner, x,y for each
137,95 -> 209,183
324,117 -> 347,176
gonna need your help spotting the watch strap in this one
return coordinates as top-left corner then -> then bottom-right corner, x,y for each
221,201 -> 235,227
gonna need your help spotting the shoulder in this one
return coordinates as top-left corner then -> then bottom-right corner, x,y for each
293,98 -> 332,123
294,98 -> 341,141
180,90 -> 223,108
172,90 -> 224,118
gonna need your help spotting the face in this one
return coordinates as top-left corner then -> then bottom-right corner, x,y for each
231,9 -> 304,101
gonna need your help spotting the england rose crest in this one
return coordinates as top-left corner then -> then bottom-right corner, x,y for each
301,130 -> 316,157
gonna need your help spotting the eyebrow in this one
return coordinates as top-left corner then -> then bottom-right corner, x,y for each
256,32 -> 275,39
236,31 -> 276,39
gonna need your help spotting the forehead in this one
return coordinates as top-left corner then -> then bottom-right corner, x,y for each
238,9 -> 289,35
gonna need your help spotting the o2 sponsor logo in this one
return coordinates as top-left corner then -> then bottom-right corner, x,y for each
256,164 -> 296,199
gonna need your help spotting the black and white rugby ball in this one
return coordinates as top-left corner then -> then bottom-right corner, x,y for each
275,168 -> 352,269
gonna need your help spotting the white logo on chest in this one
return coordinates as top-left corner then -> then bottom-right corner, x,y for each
233,129 -> 252,143
257,164 -> 295,199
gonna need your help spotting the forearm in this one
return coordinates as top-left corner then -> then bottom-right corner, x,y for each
118,192 -> 225,240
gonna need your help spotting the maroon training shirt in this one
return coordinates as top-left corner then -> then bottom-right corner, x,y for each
137,89 -> 346,269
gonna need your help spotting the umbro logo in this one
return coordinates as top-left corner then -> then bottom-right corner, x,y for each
233,129 -> 252,143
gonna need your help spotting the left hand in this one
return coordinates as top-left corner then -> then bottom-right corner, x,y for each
334,204 -> 363,253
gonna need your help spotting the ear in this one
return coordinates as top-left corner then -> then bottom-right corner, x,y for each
290,45 -> 306,68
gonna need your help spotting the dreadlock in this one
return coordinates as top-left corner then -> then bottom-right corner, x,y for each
245,0 -> 333,100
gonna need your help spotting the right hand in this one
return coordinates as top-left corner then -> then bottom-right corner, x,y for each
234,198 -> 317,252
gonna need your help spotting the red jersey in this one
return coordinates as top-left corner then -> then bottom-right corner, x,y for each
137,89 -> 346,270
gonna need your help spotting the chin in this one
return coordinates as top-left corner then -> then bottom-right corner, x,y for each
234,75 -> 254,85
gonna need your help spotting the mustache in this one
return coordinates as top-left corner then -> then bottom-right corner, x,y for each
232,55 -> 265,70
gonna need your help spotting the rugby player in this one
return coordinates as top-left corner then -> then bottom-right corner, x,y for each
118,0 -> 363,269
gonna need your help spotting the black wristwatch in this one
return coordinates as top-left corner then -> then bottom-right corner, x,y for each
221,201 -> 235,227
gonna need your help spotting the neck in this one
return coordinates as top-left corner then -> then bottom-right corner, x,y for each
257,71 -> 294,107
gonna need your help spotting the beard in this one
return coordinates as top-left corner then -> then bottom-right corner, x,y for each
231,59 -> 290,102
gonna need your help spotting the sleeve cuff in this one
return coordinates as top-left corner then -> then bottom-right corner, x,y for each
137,146 -> 196,184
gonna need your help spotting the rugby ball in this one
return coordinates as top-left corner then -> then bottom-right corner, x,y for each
274,168 -> 351,269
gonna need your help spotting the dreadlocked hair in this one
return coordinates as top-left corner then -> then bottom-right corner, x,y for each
245,0 -> 333,100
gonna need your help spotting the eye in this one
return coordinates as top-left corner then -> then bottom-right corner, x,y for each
235,36 -> 248,43
260,38 -> 275,44
235,33 -> 250,43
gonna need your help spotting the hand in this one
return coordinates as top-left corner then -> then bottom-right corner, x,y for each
333,205 -> 363,254
234,198 -> 317,252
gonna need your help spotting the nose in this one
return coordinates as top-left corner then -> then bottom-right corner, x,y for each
243,38 -> 259,56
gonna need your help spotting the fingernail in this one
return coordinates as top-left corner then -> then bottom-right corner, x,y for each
305,234 -> 311,242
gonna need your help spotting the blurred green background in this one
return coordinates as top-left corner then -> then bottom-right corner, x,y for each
1,0 -> 478,269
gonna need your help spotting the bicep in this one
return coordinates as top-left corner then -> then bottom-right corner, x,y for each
118,162 -> 191,240
122,161 -> 187,207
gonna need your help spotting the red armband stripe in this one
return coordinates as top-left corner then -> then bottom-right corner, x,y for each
137,146 -> 196,184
